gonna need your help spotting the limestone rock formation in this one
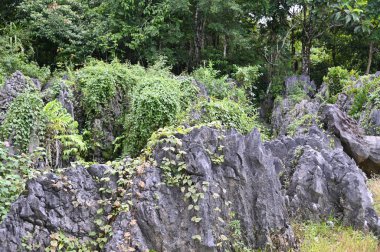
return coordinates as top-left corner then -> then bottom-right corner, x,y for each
0,71 -> 40,122
266,126 -> 380,235
1,125 -> 379,251
322,105 -> 380,174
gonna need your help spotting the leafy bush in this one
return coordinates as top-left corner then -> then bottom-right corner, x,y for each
323,66 -> 350,97
76,60 -> 136,120
178,77 -> 200,109
192,63 -> 230,99
0,92 -> 45,153
188,98 -> 264,136
75,60 -> 140,160
349,88 -> 368,118
124,75 -> 182,156
234,65 -> 261,90
0,143 -> 43,221
43,100 -> 86,167
0,31 -> 50,82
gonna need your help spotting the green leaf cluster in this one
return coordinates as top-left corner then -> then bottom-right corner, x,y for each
124,73 -> 183,156
43,100 -> 86,166
0,143 -> 43,221
0,92 -> 45,152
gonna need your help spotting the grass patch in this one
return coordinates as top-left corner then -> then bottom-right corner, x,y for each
368,176 -> 380,215
294,221 -> 379,252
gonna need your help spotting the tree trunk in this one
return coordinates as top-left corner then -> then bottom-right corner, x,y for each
366,42 -> 374,75
291,26 -> 297,72
194,3 -> 202,66
301,40 -> 311,76
301,4 -> 312,76
222,35 -> 227,58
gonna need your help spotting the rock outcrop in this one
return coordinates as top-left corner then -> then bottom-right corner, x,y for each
0,71 -> 40,122
266,126 -> 380,234
1,72 -> 380,251
1,125 -> 380,251
0,167 -> 102,251
322,105 -> 380,174
0,127 -> 297,251
109,128 -> 295,251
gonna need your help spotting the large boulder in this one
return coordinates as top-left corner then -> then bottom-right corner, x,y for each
285,75 -> 316,98
106,127 -> 295,251
322,105 -> 380,174
266,127 -> 380,235
271,98 -> 320,137
0,167 -> 103,251
0,127 -> 297,251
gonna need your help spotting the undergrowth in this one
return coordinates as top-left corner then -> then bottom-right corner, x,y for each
294,220 -> 379,252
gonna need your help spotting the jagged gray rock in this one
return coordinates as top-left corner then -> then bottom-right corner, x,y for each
266,127 -> 380,235
107,127 -> 295,251
0,166 -> 104,251
285,75 -> 316,98
322,105 -> 380,174
0,127 -> 296,251
0,71 -> 40,122
1,126 -> 380,251
271,98 -> 320,137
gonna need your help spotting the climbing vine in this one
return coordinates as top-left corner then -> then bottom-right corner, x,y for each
0,92 -> 45,153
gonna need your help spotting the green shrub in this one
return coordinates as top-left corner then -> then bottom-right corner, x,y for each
75,60 -> 140,159
192,63 -> 230,99
323,66 -> 350,97
234,65 -> 261,90
0,92 -> 45,153
188,98 -> 264,136
43,100 -> 86,167
76,60 -> 136,120
124,75 -> 182,156
349,88 -> 368,118
178,77 -> 200,109
0,33 -> 50,82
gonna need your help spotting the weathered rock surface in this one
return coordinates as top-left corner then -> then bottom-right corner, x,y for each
108,127 -> 295,251
0,127 -> 297,251
0,167 -> 102,251
271,98 -> 320,137
0,71 -> 40,122
266,126 -> 380,234
2,125 -> 380,251
285,75 -> 316,98
322,105 -> 380,174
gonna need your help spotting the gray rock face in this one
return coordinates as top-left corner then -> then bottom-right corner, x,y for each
266,127 -> 380,235
1,126 -> 380,251
0,127 -> 296,251
0,166 -> 102,251
322,105 -> 380,174
285,75 -> 316,98
370,110 -> 380,129
0,71 -> 39,122
271,98 -> 320,137
107,127 -> 295,251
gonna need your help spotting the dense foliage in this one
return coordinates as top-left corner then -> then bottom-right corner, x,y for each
124,73 -> 183,156
0,92 -> 45,152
